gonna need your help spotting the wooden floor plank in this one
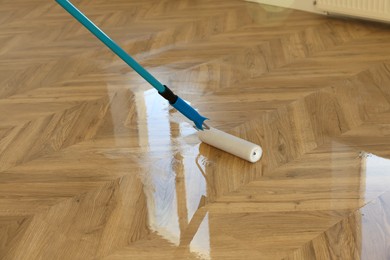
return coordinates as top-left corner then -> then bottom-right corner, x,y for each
1,0 -> 390,259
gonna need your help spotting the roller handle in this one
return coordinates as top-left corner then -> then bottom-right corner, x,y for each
158,86 -> 207,130
172,97 -> 208,130
56,0 -> 208,129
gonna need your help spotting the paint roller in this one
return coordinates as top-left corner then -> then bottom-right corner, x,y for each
56,0 -> 263,163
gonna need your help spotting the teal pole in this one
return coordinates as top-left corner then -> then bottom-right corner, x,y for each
56,0 -> 208,129
56,0 -> 165,93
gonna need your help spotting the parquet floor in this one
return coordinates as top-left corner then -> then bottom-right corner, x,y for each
1,0 -> 390,259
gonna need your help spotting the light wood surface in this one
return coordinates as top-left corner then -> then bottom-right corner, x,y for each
1,0 -> 390,259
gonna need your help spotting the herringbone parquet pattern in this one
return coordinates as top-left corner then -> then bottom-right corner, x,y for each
1,0 -> 390,259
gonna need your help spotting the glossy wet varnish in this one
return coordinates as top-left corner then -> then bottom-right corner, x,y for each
1,0 -> 390,259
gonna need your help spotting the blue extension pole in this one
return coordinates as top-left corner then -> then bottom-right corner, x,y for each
56,0 -> 207,129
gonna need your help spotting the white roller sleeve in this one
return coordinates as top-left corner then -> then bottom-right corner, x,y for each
197,127 -> 262,163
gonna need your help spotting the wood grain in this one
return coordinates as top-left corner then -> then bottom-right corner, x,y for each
1,0 -> 390,259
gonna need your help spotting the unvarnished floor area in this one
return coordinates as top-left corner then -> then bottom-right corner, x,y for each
1,0 -> 390,259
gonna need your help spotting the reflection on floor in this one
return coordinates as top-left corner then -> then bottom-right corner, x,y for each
1,0 -> 390,259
